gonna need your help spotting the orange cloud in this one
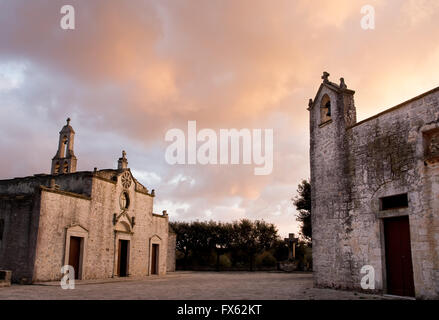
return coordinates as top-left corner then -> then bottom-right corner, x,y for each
1,0 -> 438,237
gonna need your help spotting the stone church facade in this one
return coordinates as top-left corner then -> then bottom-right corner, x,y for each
309,72 -> 439,299
0,119 -> 174,283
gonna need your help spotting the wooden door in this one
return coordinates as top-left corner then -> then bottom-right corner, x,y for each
117,240 -> 129,277
68,236 -> 81,280
384,216 -> 415,297
151,244 -> 159,275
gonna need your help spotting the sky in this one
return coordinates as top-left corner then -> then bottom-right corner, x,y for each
1,0 -> 439,238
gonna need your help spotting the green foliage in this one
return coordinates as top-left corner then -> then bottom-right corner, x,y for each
218,254 -> 232,267
171,219 -> 280,270
272,239 -> 289,261
292,179 -> 312,242
255,251 -> 277,267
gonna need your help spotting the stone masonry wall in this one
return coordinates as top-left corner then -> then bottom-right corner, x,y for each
0,194 -> 41,283
0,172 -> 93,197
311,81 -> 439,299
310,83 -> 357,291
151,214 -> 169,275
346,89 -> 439,298
32,170 -> 169,281
167,232 -> 176,272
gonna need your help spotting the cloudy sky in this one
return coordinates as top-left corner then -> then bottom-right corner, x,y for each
1,0 -> 438,237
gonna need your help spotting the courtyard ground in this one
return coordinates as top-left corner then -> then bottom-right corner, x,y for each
0,271 -> 390,300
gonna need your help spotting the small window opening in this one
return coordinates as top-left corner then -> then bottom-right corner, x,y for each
60,136 -> 68,158
63,162 -> 69,173
54,162 -> 60,174
380,193 -> 408,211
64,138 -> 69,158
320,94 -> 332,124
325,101 -> 331,117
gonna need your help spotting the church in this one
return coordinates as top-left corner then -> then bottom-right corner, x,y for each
309,72 -> 439,299
0,119 -> 175,283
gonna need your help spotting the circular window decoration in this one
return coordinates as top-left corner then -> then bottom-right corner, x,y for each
119,191 -> 130,210
121,171 -> 132,189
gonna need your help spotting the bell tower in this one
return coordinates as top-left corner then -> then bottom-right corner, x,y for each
308,72 -> 357,287
51,118 -> 77,175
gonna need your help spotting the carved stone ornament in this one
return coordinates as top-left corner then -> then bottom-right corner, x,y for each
121,171 -> 132,189
120,191 -> 131,210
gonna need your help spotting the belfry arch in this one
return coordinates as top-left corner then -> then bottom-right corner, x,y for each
51,118 -> 77,174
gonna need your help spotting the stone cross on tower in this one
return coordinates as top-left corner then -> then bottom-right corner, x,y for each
51,118 -> 77,175
321,71 -> 330,83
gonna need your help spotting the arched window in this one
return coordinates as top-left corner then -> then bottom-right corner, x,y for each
64,136 -> 69,158
320,94 -> 332,124
60,136 -> 68,158
63,161 -> 69,173
54,162 -> 60,174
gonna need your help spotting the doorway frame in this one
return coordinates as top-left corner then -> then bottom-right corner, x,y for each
117,239 -> 130,277
372,185 -> 416,296
376,204 -> 416,296
151,243 -> 159,275
381,214 -> 416,297
64,224 -> 88,280
114,231 -> 132,277
148,235 -> 162,275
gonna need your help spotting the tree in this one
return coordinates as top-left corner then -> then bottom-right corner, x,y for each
210,222 -> 232,271
232,219 -> 279,271
170,221 -> 194,270
190,220 -> 213,263
171,219 -> 280,270
292,179 -> 312,242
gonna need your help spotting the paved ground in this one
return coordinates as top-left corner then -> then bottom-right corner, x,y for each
0,271 -> 389,300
